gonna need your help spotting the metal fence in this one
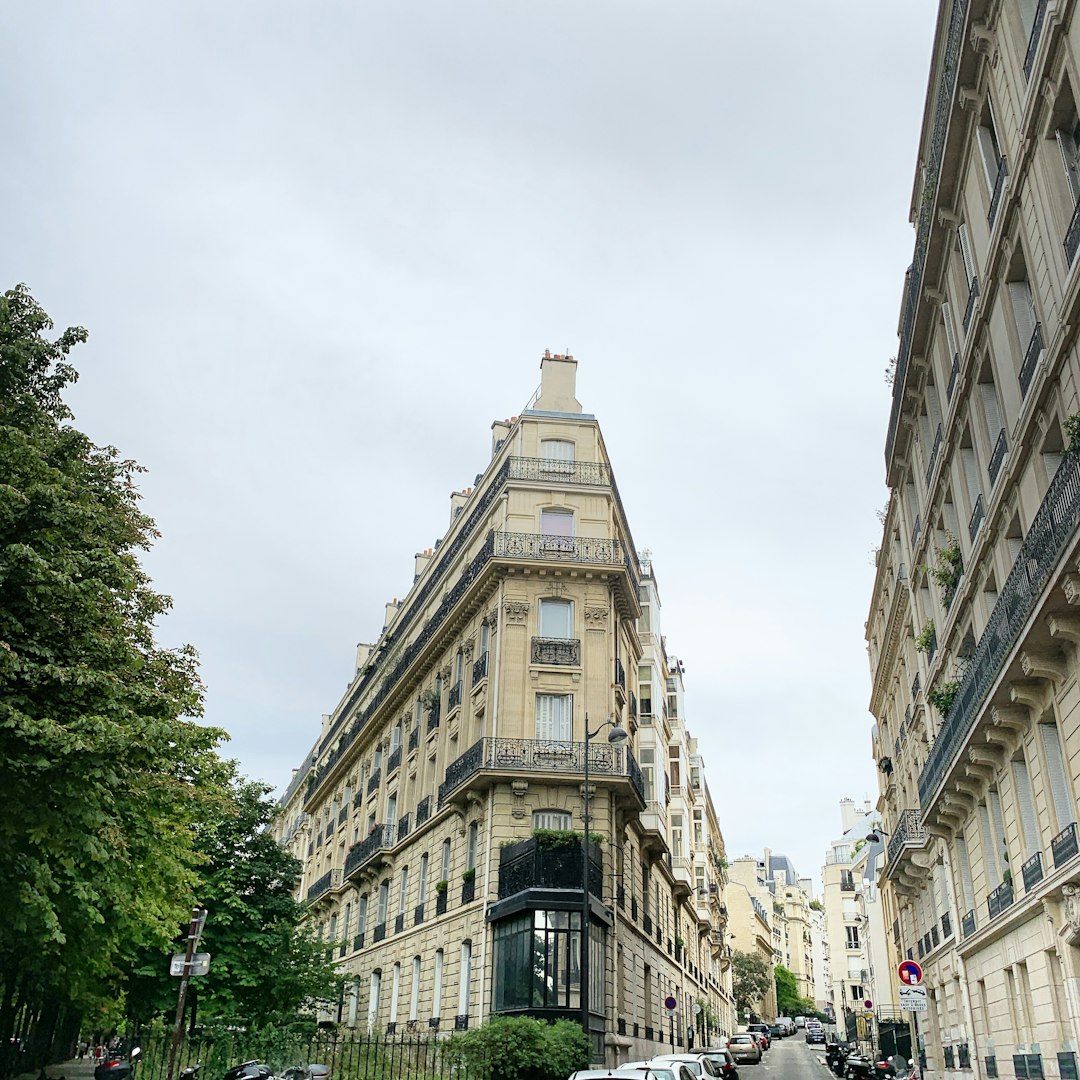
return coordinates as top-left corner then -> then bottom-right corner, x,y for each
133,1032 -> 473,1080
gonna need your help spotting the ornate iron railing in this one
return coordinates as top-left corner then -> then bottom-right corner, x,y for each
1019,322 -> 1043,397
885,0 -> 969,468
344,824 -> 395,879
337,806 -> 348,826
969,494 -> 985,542
988,157 -> 1008,227
1053,821 -> 1079,867
306,868 -> 341,902
460,878 -> 476,904
408,725 -> 419,752
926,423 -> 943,488
397,814 -> 411,843
919,452 -> 1080,806
414,903 -> 424,926
614,657 -> 626,688
989,428 -> 1008,486
416,794 -> 432,826
394,913 -> 405,935
367,768 -> 381,796
373,923 -> 386,943
427,702 -> 440,732
1021,851 -> 1044,892
437,737 -> 645,808
1067,199 -> 1080,267
530,636 -> 581,665
962,909 -> 976,938
987,879 -> 1015,920
448,681 -> 462,710
508,456 -> 611,486
947,352 -> 961,401
472,651 -> 488,684
912,514 -> 922,548
1024,0 -> 1050,78
387,746 -> 402,775
886,809 -> 929,863
963,276 -> 981,333
435,891 -> 448,917
941,911 -> 952,940
493,530 -> 626,566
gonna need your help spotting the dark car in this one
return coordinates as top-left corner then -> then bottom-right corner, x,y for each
768,1025 -> 783,1039
701,1048 -> 740,1080
746,1025 -> 771,1051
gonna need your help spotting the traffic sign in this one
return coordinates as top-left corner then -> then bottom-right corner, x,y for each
898,959 -> 923,985
864,1000 -> 874,1010
899,984 -> 928,1013
664,996 -> 677,1013
170,952 -> 211,977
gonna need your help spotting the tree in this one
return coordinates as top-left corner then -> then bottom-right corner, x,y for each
774,965 -> 815,1018
0,285 -> 226,1067
127,770 -> 341,1028
731,950 -> 773,1017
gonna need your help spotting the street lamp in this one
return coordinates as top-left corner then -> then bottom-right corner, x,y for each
581,713 -> 629,1055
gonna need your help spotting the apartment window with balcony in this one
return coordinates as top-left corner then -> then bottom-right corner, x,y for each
455,650 -> 464,686
977,98 -> 1007,225
668,745 -> 680,788
941,299 -> 961,390
357,893 -> 368,936
389,962 -> 401,1030
386,794 -> 398,829
539,598 -> 573,638
466,822 -> 478,871
536,693 -> 572,741
978,362 -> 1007,485
958,223 -> 978,296
693,809 -> 703,845
441,838 -> 452,883
479,620 -> 490,657
1011,754 -> 1040,857
539,508 -> 574,550
1007,275 -> 1042,392
389,723 -> 402,755
539,438 -> 575,475
367,969 -> 382,1032
418,853 -> 429,904
960,431 -> 984,540
377,880 -> 390,926
639,603 -> 651,634
458,940 -> 473,1021
671,815 -> 684,858
534,809 -> 572,830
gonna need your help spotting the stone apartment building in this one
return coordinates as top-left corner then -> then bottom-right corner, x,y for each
867,3 -> 1080,1078
821,800 -> 897,1040
272,354 -> 732,1064
727,857 -> 780,1022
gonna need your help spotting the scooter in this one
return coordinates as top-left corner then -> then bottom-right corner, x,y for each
844,1053 -> 897,1080
94,1047 -> 142,1080
223,1062 -> 274,1080
825,1042 -> 852,1077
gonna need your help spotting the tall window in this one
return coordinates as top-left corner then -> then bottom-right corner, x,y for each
540,509 -> 574,550
492,911 -> 585,1010
640,748 -> 655,802
441,838 -> 452,883
377,880 -> 390,926
367,969 -> 382,1032
534,809 -> 572,831
433,949 -> 444,1019
418,853 -> 429,904
846,926 -> 860,950
671,814 -> 684,858
539,598 -> 573,638
976,98 -> 1004,188
410,956 -> 422,1021
358,893 -> 368,936
1040,721 -> 1075,830
467,822 -> 478,871
480,621 -> 490,656
458,941 -> 472,1019
539,439 -> 575,475
389,722 -> 402,754
1011,754 -> 1040,856
536,693 -> 572,741
389,962 -> 401,1029
399,865 -> 410,912
455,650 -> 464,685
386,793 -> 398,829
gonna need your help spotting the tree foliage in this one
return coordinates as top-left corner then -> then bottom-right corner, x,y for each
774,964 -> 815,1018
443,1017 -> 588,1080
0,285 -> 225,1062
127,770 -> 341,1027
731,950 -> 773,1016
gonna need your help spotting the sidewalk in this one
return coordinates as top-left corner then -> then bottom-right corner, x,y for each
15,1057 -> 97,1080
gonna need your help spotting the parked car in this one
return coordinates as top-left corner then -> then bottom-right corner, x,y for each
767,1025 -> 783,1039
643,1055 -> 723,1078
775,1017 -> 796,1036
806,1024 -> 826,1046
699,1047 -> 740,1080
615,1063 -> 700,1080
746,1025 -> 771,1051
794,1016 -> 807,1029
726,1035 -> 762,1065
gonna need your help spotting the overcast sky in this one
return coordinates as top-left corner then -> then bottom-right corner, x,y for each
4,1 -> 939,891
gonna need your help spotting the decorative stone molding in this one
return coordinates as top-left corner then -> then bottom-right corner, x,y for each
584,605 -> 609,626
1021,648 -> 1068,683
462,637 -> 475,659
924,287 -> 946,305
1062,883 -> 1080,944
488,607 -> 498,629
511,780 -> 529,820
503,601 -> 530,624
1010,679 -> 1050,714
938,207 -> 961,228
1049,613 -> 1080,644
546,582 -> 568,597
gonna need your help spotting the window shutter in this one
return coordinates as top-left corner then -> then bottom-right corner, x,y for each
553,694 -> 571,740
536,694 -> 554,741
1007,281 -> 1037,348
979,382 -> 1003,440
955,835 -> 975,911
942,302 -> 960,359
1040,723 -> 1074,830
958,224 -> 977,285
1012,757 -> 1040,855
1057,127 -> 1080,203
976,125 -> 999,188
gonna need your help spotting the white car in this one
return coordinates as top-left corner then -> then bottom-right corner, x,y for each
620,1056 -> 719,1079
608,1066 -> 695,1080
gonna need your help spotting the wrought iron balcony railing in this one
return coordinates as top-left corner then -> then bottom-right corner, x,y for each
448,680 -> 462,710
427,701 -> 440,732
919,451 -> 1080,806
344,824 -> 396,879
415,794 -> 432,826
947,352 -> 960,401
987,879 -> 1015,920
494,530 -> 628,568
987,157 -> 1008,227
306,868 -> 341,903
926,423 -> 943,488
397,813 -> 411,843
387,746 -> 402,775
963,276 -> 981,333
408,725 -> 419,752
530,636 -> 581,665
1019,322 -> 1044,398
1024,0 -> 1049,78
437,737 -> 645,808
969,494 -> 985,542
989,428 -> 1008,487
472,651 -> 488,684
1053,822 -> 1079,867
886,809 -> 929,864
367,769 -> 381,796
1067,198 -> 1080,267
1021,851 -> 1044,892
962,909 -> 976,938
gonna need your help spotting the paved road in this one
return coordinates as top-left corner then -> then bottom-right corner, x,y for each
743,1035 -> 826,1080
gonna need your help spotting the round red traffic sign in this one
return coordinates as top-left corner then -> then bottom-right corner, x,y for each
898,960 -> 923,985
664,996 -> 677,1012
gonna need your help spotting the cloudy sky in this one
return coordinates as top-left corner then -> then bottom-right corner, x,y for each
4,1 -> 938,889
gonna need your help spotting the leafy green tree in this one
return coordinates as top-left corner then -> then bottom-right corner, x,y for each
127,770 -> 341,1027
731,950 -> 773,1017
774,965 -> 815,1017
0,285 -> 225,1062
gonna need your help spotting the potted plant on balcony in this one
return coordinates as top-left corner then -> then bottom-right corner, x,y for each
462,868 -> 476,883
435,879 -> 448,894
420,688 -> 440,710
925,534 -> 962,604
915,619 -> 936,653
928,679 -> 959,718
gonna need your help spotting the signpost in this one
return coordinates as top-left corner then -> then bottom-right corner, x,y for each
170,953 -> 211,977
665,996 -> 677,1053
898,960 -> 923,985
166,907 -> 208,1080
898,958 -> 926,1076
899,985 -> 928,1013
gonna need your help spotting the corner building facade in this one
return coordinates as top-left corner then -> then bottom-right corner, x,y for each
274,354 -> 732,1064
868,5 -> 1080,1080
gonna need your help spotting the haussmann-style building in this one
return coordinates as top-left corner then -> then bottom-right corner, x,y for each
273,353 -> 733,1064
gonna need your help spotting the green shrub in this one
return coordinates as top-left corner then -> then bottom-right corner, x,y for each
443,1016 -> 588,1080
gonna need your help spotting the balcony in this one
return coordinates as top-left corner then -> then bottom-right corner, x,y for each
1024,0 -> 1050,78
885,809 -> 929,871
408,725 -> 420,752
387,745 -> 402,775
987,156 -> 1008,228
427,701 -> 440,732
968,494 -> 985,543
530,637 -> 581,666
947,352 -> 961,402
306,868 -> 341,903
962,276 -> 980,334
495,835 -> 604,901
987,879 -> 1015,921
472,651 -> 488,685
344,824 -> 396,880
671,856 -> 694,900
416,794 -> 432,827
1019,322 -> 1044,398
397,813 -> 411,843
919,451 -> 1080,809
1053,822 -> 1079,868
926,423 -> 944,488
988,428 -> 1008,487
437,737 -> 645,810
448,680 -> 462,710
1021,851 -> 1044,892
962,909 -> 976,938
1066,198 -> 1080,267
367,769 -> 381,796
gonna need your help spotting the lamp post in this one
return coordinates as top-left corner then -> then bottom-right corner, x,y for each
581,713 -> 628,1057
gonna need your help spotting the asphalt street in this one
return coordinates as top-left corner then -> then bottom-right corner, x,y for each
744,1035 -> 827,1080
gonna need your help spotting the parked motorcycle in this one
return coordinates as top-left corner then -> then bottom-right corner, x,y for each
280,1065 -> 330,1080
223,1062 -> 274,1080
844,1053 -> 898,1080
825,1041 -> 852,1077
94,1047 -> 141,1080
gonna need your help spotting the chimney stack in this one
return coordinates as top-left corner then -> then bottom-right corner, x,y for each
535,350 -> 582,413
414,548 -> 433,581
355,642 -> 374,674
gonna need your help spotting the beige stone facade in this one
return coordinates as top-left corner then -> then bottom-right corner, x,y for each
273,355 -> 732,1064
867,4 -> 1080,1079
727,858 -> 779,1022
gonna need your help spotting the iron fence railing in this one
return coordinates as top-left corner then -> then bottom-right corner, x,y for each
1019,322 -> 1044,397
919,452 -> 1080,806
1024,0 -> 1049,77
